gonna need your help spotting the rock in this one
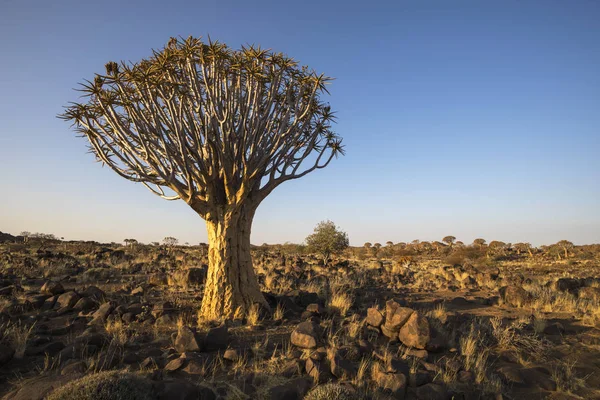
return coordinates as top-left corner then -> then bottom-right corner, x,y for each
366,307 -> 384,327
305,357 -> 333,384
90,301 -> 114,322
373,365 -> 407,397
55,291 -> 80,309
60,360 -> 86,375
497,364 -> 525,385
131,286 -> 145,295
155,313 -> 177,326
410,370 -> 434,387
306,303 -> 325,315
149,273 -> 168,286
73,297 -> 96,312
381,323 -> 400,340
414,383 -> 449,400
152,301 -> 175,318
403,348 -> 428,359
554,278 -> 582,293
281,359 -> 303,377
385,303 -> 414,331
291,321 -> 320,349
164,357 -> 186,372
168,267 -> 207,287
499,286 -> 531,307
267,377 -> 312,400
42,296 -> 58,311
174,326 -> 201,353
223,348 -> 240,362
140,356 -> 159,370
81,285 -> 105,301
384,357 -> 410,376
398,312 -> 430,349
203,324 -> 229,351
329,350 -> 357,379
543,322 -> 565,336
123,351 -> 142,364
0,343 -> 14,366
41,281 -> 64,296
25,294 -> 49,309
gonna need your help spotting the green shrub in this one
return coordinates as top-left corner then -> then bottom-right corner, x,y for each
47,370 -> 155,400
304,383 -> 356,400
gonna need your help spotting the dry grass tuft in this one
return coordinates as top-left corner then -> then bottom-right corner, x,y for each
328,289 -> 353,316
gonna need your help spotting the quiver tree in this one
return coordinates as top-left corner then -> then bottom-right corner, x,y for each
59,36 -> 344,320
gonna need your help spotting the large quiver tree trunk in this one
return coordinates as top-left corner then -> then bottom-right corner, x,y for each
199,205 -> 267,320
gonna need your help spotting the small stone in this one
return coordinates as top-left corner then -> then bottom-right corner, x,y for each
366,307 -> 384,327
499,286 -> 531,307
175,327 -> 201,353
398,312 -> 430,349
60,360 -> 86,375
56,291 -> 80,309
131,286 -> 145,295
81,286 -> 105,301
373,365 -> 407,397
203,324 -> 229,351
223,348 -> 240,362
73,297 -> 96,312
414,383 -> 449,400
291,321 -> 320,349
41,281 -> 64,296
306,303 -> 325,315
164,357 -> 185,371
90,302 -> 114,322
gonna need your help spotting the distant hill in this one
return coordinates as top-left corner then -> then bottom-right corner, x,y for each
0,231 -> 17,243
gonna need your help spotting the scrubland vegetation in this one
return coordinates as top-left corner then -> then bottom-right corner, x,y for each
0,231 -> 599,399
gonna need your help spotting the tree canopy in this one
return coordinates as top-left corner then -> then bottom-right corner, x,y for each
305,220 -> 349,263
59,36 -> 344,221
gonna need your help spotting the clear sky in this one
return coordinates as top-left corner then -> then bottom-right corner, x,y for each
0,0 -> 598,246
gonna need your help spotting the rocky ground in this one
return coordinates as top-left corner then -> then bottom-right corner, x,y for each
0,238 -> 599,399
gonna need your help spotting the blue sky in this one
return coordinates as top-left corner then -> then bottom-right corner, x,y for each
0,0 -> 598,246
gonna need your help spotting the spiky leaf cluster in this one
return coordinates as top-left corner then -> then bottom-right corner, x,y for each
60,36 -> 343,219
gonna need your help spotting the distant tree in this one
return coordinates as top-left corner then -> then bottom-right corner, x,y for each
150,242 -> 160,246
60,36 -> 344,319
432,241 -> 445,252
487,240 -> 507,257
124,238 -> 138,248
373,243 -> 382,250
163,237 -> 178,247
19,231 -> 31,243
556,240 -> 574,259
473,238 -> 487,248
363,242 -> 372,249
305,220 -> 349,264
513,242 -> 531,256
386,241 -> 394,247
442,236 -> 456,246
